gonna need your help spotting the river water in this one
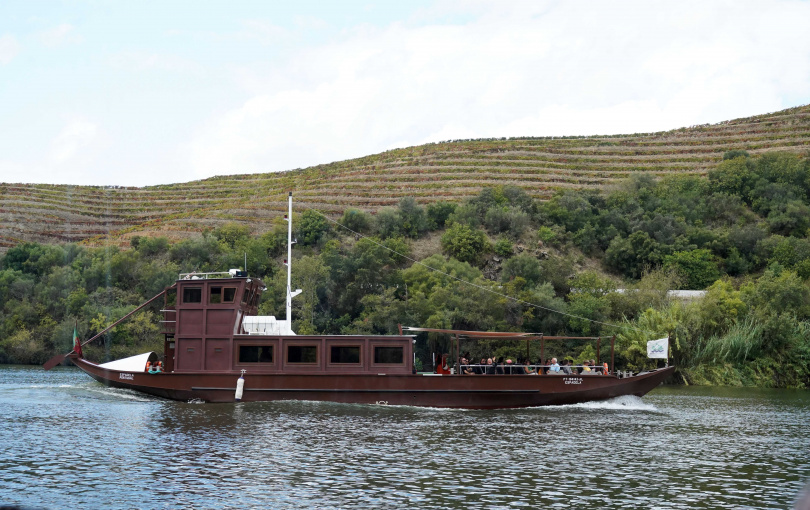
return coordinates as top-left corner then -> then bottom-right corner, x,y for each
1,366 -> 809,510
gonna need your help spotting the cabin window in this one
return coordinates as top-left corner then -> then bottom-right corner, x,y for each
223,287 -> 237,303
183,287 -> 202,304
374,346 -> 404,364
239,345 -> 274,363
287,345 -> 317,363
330,346 -> 360,364
210,286 -> 222,304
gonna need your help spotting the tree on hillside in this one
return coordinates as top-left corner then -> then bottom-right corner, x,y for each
441,223 -> 490,266
663,249 -> 721,290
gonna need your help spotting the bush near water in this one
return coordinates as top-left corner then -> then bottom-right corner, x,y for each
2,151 -> 810,388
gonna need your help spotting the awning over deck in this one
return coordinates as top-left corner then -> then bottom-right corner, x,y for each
98,352 -> 158,372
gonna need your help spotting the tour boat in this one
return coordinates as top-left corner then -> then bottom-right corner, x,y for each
46,194 -> 674,408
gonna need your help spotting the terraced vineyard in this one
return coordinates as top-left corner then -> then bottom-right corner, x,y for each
1,105 -> 809,251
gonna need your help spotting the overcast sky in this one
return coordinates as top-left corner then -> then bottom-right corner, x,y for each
1,0 -> 809,187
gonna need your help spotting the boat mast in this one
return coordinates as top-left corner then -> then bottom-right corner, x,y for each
286,192 -> 293,323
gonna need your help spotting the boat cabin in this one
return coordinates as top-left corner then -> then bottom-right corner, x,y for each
161,272 -> 414,375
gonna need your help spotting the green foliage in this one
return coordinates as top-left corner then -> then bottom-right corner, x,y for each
340,208 -> 373,234
696,279 -> 747,338
296,209 -> 331,246
397,197 -> 431,238
484,206 -> 531,239
493,238 -> 513,258
440,223 -> 490,266
426,201 -> 457,229
741,269 -> 810,320
537,226 -> 557,244
213,222 -> 251,249
663,249 -> 721,289
501,253 -> 543,286
722,149 -> 750,160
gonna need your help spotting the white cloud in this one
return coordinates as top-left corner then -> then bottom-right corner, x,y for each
50,120 -> 99,164
37,23 -> 82,47
185,0 -> 810,180
0,34 -> 20,64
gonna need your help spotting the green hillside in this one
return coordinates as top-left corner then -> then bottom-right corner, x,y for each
1,104 -> 809,252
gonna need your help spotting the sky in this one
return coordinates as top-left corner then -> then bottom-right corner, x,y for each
1,0 -> 809,187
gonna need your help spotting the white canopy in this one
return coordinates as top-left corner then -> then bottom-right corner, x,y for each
243,316 -> 296,335
98,352 -> 157,372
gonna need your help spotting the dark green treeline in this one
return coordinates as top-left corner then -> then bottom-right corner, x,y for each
2,151 -> 809,387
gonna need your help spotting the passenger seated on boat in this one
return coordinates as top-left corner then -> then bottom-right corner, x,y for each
460,357 -> 475,375
505,359 -> 515,374
560,359 -> 573,375
495,357 -> 505,375
580,361 -> 592,374
474,358 -> 486,375
523,359 -> 537,375
485,358 -> 495,375
548,358 -> 561,374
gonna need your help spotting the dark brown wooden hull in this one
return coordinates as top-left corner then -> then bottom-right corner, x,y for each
71,356 -> 674,409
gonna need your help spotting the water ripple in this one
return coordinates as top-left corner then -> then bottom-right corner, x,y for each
0,366 -> 808,509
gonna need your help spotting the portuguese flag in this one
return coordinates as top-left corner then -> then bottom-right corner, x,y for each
73,323 -> 83,357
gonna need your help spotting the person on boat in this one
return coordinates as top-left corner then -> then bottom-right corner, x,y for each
438,354 -> 453,374
495,357 -> 505,375
560,359 -> 573,375
523,359 -> 537,375
505,358 -> 514,374
580,360 -> 591,374
548,358 -> 561,374
485,358 -> 495,375
474,358 -> 486,375
460,357 -> 475,375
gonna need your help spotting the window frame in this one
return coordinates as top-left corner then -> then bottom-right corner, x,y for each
329,345 -> 362,365
182,286 -> 202,304
286,344 -> 319,364
372,345 -> 405,366
237,345 -> 275,364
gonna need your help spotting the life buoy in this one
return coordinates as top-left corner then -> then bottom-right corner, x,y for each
147,360 -> 162,374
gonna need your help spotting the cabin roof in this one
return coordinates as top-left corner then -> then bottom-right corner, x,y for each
402,327 -> 542,340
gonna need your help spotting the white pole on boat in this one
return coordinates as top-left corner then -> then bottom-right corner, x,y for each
286,192 -> 293,323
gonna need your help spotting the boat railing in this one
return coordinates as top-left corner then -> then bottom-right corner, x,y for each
179,271 -> 235,280
456,363 -> 622,376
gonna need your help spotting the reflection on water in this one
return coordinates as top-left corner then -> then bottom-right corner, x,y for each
1,366 -> 809,509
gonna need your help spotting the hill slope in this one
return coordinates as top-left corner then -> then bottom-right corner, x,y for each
2,105 -> 809,251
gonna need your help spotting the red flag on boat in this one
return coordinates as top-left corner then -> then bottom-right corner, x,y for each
73,324 -> 82,357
